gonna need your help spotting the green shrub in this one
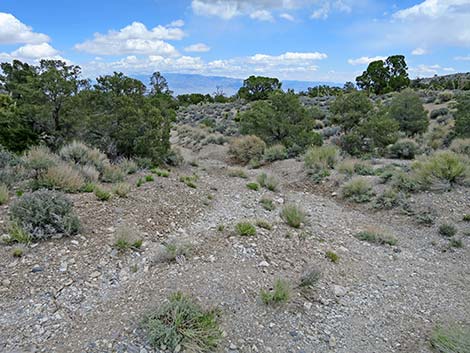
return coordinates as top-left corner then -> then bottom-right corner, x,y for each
113,225 -> 142,251
94,187 -> 112,201
299,267 -> 322,288
165,147 -> 184,167
304,145 -> 340,170
455,94 -> 470,138
143,292 -> 222,352
136,178 -> 144,187
260,197 -> 275,211
387,89 -> 429,136
23,146 -> 59,176
450,138 -> 470,157
235,222 -> 256,236
390,171 -> 419,193
12,247 -> 24,257
449,238 -> 464,249
330,91 -> 372,132
151,168 -> 170,177
336,159 -> 356,176
113,183 -> 131,198
439,224 -> 457,237
341,177 -> 374,203
281,204 -> 307,228
0,183 -> 8,205
260,279 -> 290,305
413,151 -> 468,189
326,251 -> 340,263
354,230 -> 397,246
388,139 -> 418,159
373,188 -> 406,210
59,141 -> 108,172
463,214 -> 470,222
10,190 -> 80,240
257,172 -> 279,191
5,222 -> 32,244
353,161 -> 375,176
263,144 -> 288,162
228,135 -> 266,164
430,325 -> 470,353
246,182 -> 260,191
430,107 -> 449,120
81,183 -> 95,193
227,168 -> 247,179
357,114 -> 400,151
78,164 -> 100,182
145,175 -> 154,182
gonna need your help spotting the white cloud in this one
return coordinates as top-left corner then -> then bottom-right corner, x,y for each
0,12 -> 50,44
280,13 -> 295,21
455,55 -> 470,61
80,51 -> 329,81
0,42 -> 66,63
409,64 -> 456,77
184,43 -> 211,52
169,19 -> 185,27
250,10 -> 274,21
74,21 -> 184,56
347,56 -> 387,65
191,0 -> 355,20
412,47 -> 428,55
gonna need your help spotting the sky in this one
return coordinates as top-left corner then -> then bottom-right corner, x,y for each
0,0 -> 469,83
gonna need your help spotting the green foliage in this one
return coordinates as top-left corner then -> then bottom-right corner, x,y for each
304,145 -> 340,172
430,325 -> 470,353
238,91 -> 322,155
10,189 -> 80,240
256,172 -> 279,191
228,135 -> 266,165
119,158 -> 138,174
450,138 -> 470,157
145,175 -> 154,182
355,55 -> 410,94
281,204 -> 307,228
59,141 -> 108,172
235,222 -> 256,236
0,183 -> 8,205
255,219 -> 273,230
263,144 -> 288,162
354,230 -> 397,246
260,197 -> 275,211
114,226 -> 142,251
238,75 -> 282,101
5,222 -> 32,244
180,175 -> 198,188
100,164 -> 125,183
373,188 -> 406,210
113,183 -> 131,198
341,177 -> 374,203
455,94 -> 470,138
357,113 -> 400,150
325,251 -> 340,263
387,89 -> 429,135
260,279 -> 290,305
94,187 -> 111,201
299,268 -> 322,288
413,151 -> 468,189
143,292 -> 222,352
463,215 -> 470,222
246,182 -> 260,191
151,168 -> 170,177
388,139 -> 418,159
330,91 -> 373,132
12,247 -> 24,257
439,224 -> 457,238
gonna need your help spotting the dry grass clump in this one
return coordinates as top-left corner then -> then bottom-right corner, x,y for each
228,135 -> 266,165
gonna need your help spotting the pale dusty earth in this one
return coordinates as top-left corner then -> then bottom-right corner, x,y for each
1,142 -> 469,353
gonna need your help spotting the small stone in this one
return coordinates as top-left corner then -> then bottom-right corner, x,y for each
329,336 -> 337,348
90,271 -> 101,278
174,344 -> 181,352
258,261 -> 270,267
229,343 -> 237,350
332,285 -> 347,297
32,265 -> 43,273
2,279 -> 11,286
304,301 -> 313,310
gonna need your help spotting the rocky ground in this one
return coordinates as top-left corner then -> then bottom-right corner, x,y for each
1,142 -> 469,353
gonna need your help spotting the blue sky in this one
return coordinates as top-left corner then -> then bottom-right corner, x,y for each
1,0 -> 469,83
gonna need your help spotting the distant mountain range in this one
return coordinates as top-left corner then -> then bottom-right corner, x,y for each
132,73 -> 342,96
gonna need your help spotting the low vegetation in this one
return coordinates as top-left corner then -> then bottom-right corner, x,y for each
235,222 -> 257,236
260,279 -> 290,305
341,177 -> 374,203
281,204 -> 307,228
355,229 -> 397,246
430,325 -> 470,353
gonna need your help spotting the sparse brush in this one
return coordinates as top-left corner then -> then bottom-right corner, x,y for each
449,238 -> 464,248
81,183 -> 95,193
299,267 -> 322,288
78,164 -> 100,182
143,292 -> 222,352
439,224 -> 457,238
59,141 -> 108,172
5,222 -> 31,244
341,177 -> 374,203
354,229 -> 397,246
114,225 -> 142,251
160,240 -> 192,262
463,215 -> 470,222
235,222 -> 256,236
246,182 -> 260,191
100,164 -> 125,183
151,168 -> 170,177
119,158 -> 138,174
430,325 -> 470,353
228,135 -> 266,165
227,168 -> 247,179
0,183 -> 9,205
281,204 -> 307,228
260,197 -> 275,211
256,173 -> 279,191
38,163 -> 85,193
263,144 -> 288,162
113,183 -> 131,198
353,161 -> 375,176
260,279 -> 290,305
145,175 -> 154,182
326,251 -> 340,263
23,146 -> 59,175
12,246 -> 24,257
217,224 -> 225,232
136,178 -> 144,187
180,175 -> 198,188
373,188 -> 406,210
94,187 -> 111,201
256,219 -> 272,230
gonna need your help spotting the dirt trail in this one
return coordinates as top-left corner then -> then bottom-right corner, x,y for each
1,145 -> 469,353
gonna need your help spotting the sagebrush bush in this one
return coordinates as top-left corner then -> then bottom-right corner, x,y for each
165,147 -> 184,167
341,177 -> 374,203
260,279 -> 290,305
228,135 -> 266,164
143,292 -> 222,352
299,267 -> 322,288
439,223 -> 457,237
390,171 -> 419,193
59,141 -> 108,172
281,204 -> 307,228
38,163 -> 85,193
353,161 -> 375,176
263,144 -> 288,162
430,107 -> 450,120
450,138 -> 470,157
413,151 -> 468,189
100,164 -> 125,183
388,139 -> 418,159
23,146 -> 59,176
78,164 -> 100,182
387,89 -> 429,136
10,189 -> 80,240
0,183 -> 8,205
373,188 -> 406,210
304,145 -> 340,172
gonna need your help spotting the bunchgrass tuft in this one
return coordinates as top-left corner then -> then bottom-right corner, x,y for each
281,204 -> 307,228
354,229 -> 397,246
143,292 -> 222,352
260,279 -> 290,305
94,187 -> 111,201
326,251 -> 340,263
235,222 -> 256,236
0,183 -> 9,205
256,219 -> 273,230
439,224 -> 457,238
260,197 -> 275,211
430,325 -> 470,353
246,182 -> 260,191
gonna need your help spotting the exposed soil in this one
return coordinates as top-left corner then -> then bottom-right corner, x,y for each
1,143 -> 469,353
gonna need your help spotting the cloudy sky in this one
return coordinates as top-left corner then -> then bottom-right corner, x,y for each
1,0 -> 469,83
